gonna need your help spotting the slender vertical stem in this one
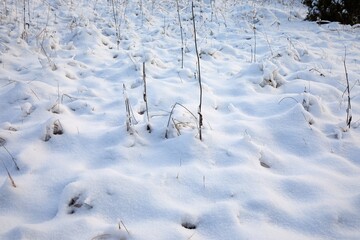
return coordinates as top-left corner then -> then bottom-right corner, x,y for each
4,0 -> 7,18
123,84 -> 132,133
27,0 -> 30,25
143,62 -> 151,132
252,9 -> 257,63
176,0 -> 184,69
111,0 -> 120,48
23,0 -> 26,30
192,1 -> 203,140
253,26 -> 256,62
140,0 -> 143,26
343,48 -> 352,129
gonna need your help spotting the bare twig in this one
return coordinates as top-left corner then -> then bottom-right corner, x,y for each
120,220 -> 130,235
192,1 -> 203,140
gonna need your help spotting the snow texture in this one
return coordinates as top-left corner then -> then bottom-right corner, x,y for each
0,0 -> 360,239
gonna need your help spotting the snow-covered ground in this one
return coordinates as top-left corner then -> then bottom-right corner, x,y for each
1,0 -> 360,239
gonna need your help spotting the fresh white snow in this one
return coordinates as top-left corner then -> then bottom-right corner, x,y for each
1,0 -> 360,239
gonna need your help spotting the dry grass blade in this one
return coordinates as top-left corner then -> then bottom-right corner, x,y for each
123,84 -> 137,134
0,137 -> 5,147
1,158 -> 16,188
278,96 -> 299,105
91,234 -> 112,240
120,220 -> 130,235
123,84 -> 132,133
172,118 -> 182,136
165,102 -> 198,139
0,138 -> 20,171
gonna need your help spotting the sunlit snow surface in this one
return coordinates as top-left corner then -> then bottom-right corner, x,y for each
0,0 -> 360,239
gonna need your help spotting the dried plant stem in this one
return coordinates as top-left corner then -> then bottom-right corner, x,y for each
123,84 -> 133,133
343,48 -> 352,129
110,0 -> 120,48
278,96 -> 299,105
38,26 -> 57,70
176,0 -> 184,68
2,145 -> 20,170
191,1 -> 203,140
142,62 -> 151,132
264,32 -> 273,57
23,0 -> 26,28
23,0 -> 26,29
309,68 -> 325,77
253,26 -> 256,62
252,8 -> 257,63
120,220 -> 130,235
1,158 -> 16,188
165,102 -> 198,139
26,0 -> 30,24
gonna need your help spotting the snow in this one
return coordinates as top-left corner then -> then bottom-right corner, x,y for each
1,0 -> 360,239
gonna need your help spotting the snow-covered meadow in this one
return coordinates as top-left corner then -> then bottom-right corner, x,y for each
0,0 -> 360,239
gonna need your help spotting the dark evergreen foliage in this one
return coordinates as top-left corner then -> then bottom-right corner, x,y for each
303,0 -> 360,25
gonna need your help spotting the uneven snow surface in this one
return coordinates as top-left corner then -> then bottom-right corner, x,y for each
1,0 -> 360,239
